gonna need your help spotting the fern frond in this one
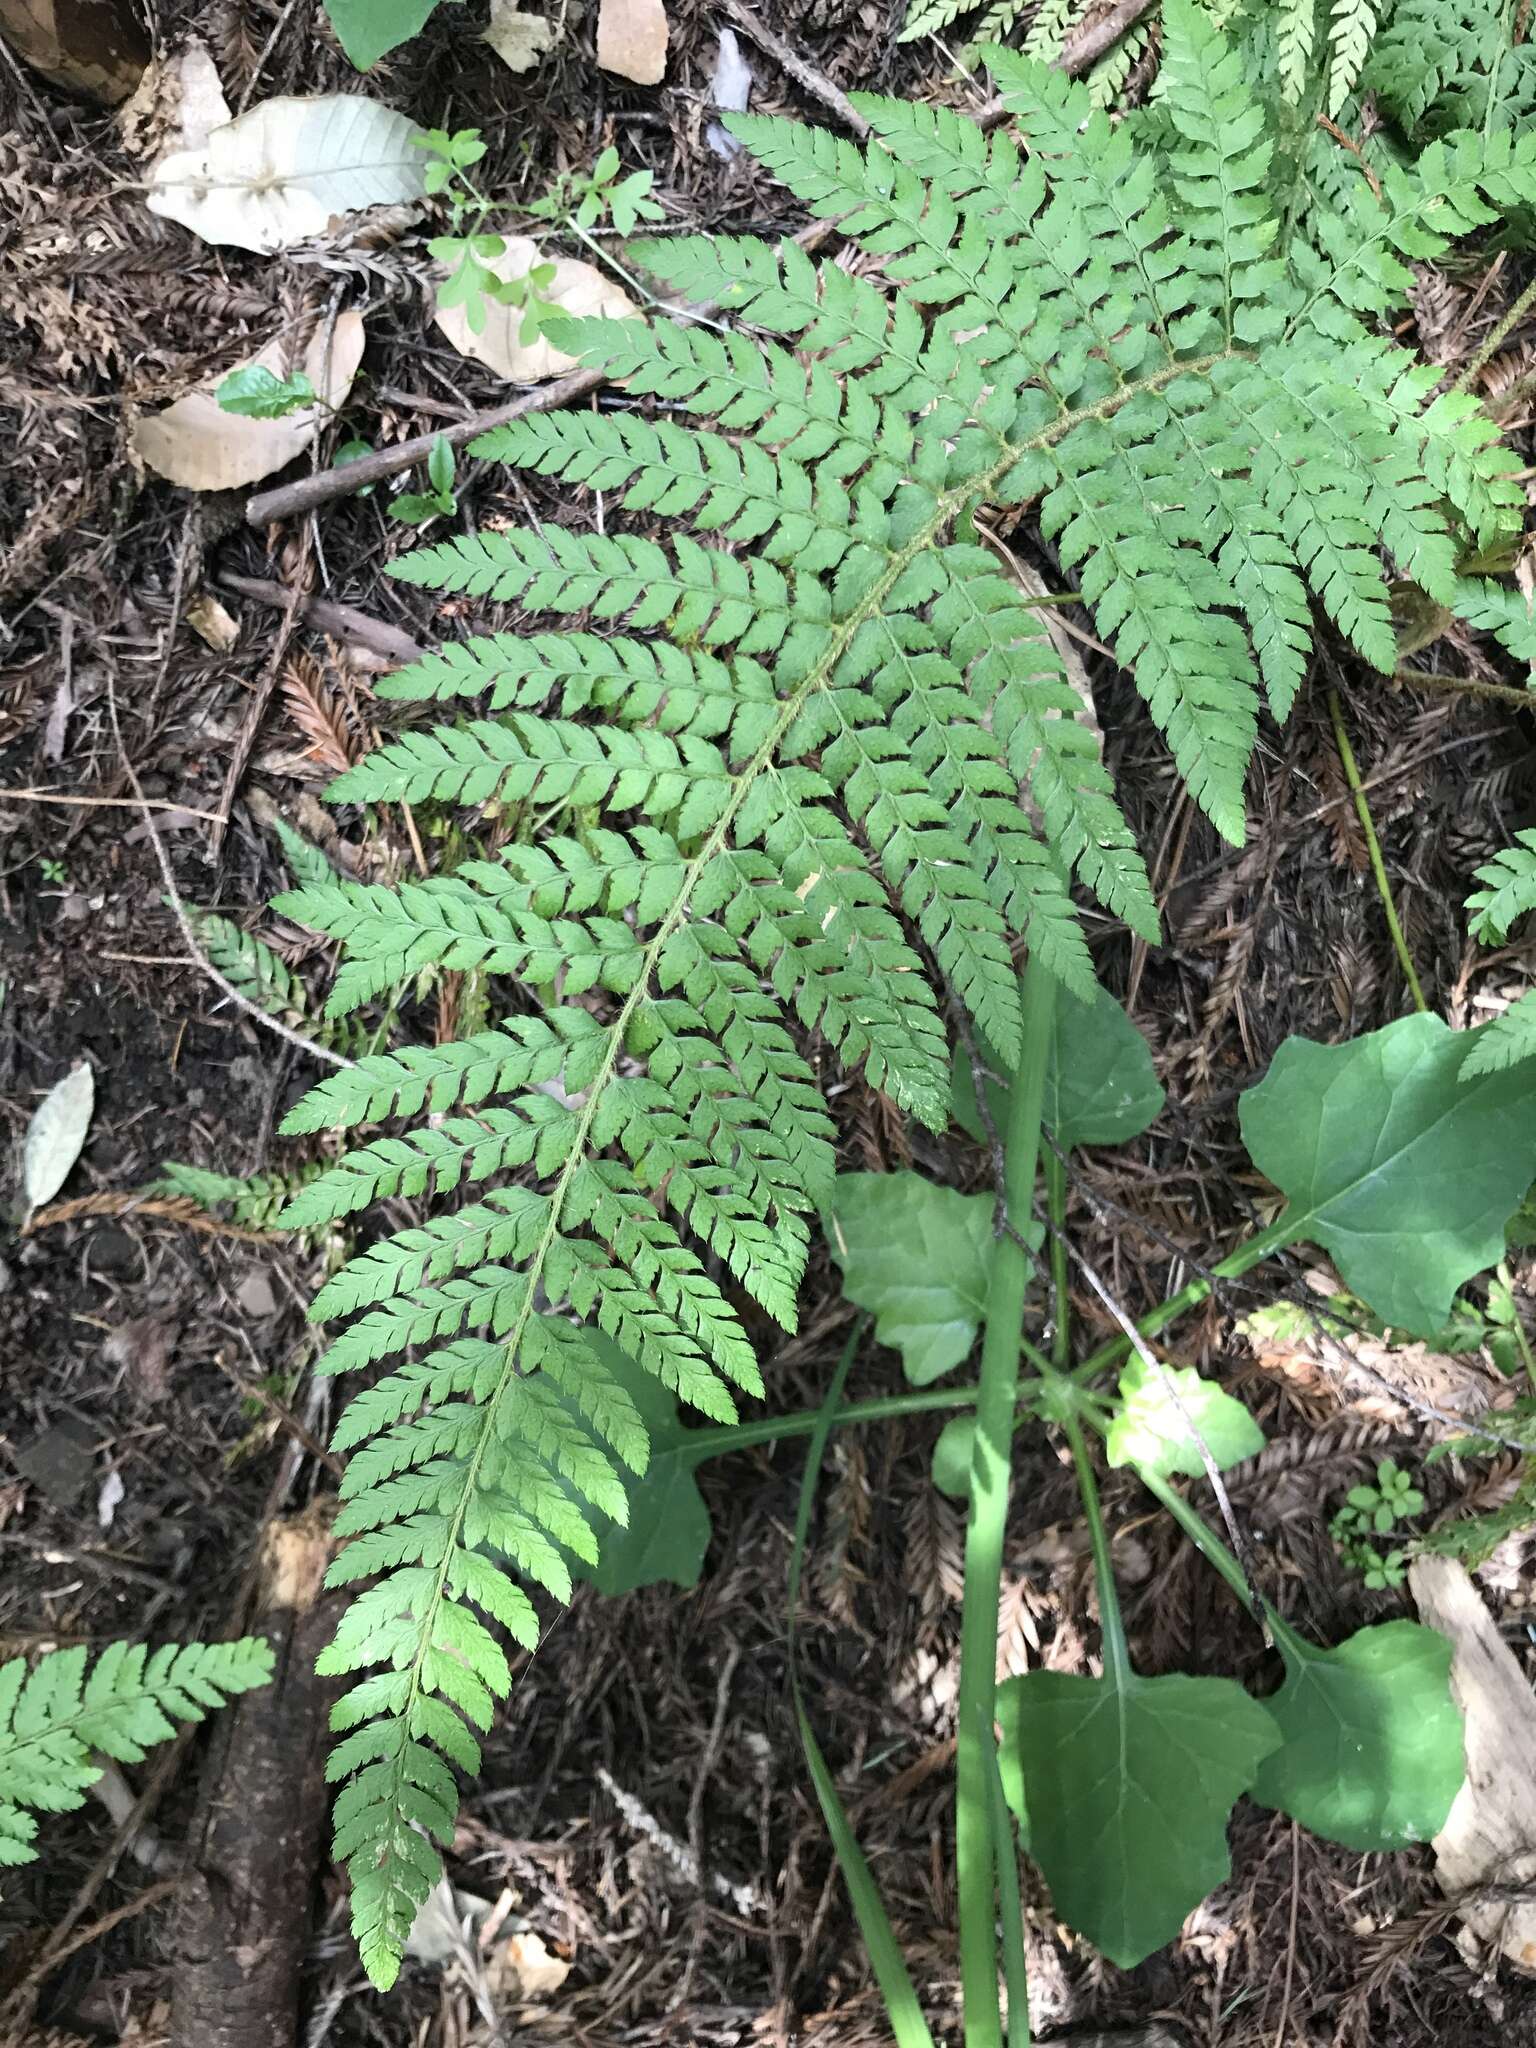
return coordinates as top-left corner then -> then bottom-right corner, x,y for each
1461,989 -> 1536,1076
0,1639 -> 272,1867
1327,0 -> 1379,114
290,3 -> 1536,1983
1467,829 -> 1536,943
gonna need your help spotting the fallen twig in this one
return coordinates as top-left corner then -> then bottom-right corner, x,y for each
716,0 -> 871,135
244,367 -> 607,528
974,0 -> 1161,126
220,572 -> 426,666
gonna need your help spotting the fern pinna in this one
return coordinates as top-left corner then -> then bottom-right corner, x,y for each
279,0 -> 1536,1986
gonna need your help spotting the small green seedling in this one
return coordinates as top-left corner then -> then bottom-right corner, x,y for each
1331,1458 -> 1425,1586
389,433 -> 457,526
527,144 -> 666,237
216,365 -> 320,419
417,127 -> 560,338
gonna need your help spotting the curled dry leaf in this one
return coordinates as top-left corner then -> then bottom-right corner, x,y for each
131,310 -> 366,492
434,238 -> 640,383
597,0 -> 669,84
484,0 -> 556,72
1409,1554 -> 1536,1972
147,94 -> 426,252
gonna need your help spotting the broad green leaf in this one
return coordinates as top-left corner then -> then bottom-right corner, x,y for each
931,1413 -> 976,1499
324,0 -> 442,68
216,365 -> 318,418
1240,1013 -> 1536,1334
997,1668 -> 1281,1968
1105,1355 -> 1264,1479
828,1174 -> 998,1384
571,1336 -> 712,1595
954,979 -> 1164,1152
1251,1619 -> 1464,1850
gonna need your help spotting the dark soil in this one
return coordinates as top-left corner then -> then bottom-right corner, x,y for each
4,2 -> 1536,2045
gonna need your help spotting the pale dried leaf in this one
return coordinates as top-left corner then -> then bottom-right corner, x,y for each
597,0 -> 668,83
484,0 -> 555,71
1409,1555 -> 1536,1972
23,1063 -> 94,1211
43,672 -> 75,763
404,1879 -> 490,1965
185,591 -> 240,651
705,27 -> 751,157
146,94 -> 426,252
1241,1270 -> 1498,1422
131,310 -> 366,491
487,1927 -> 572,2004
96,1467 -> 125,1529
172,38 -> 231,151
434,237 -> 639,383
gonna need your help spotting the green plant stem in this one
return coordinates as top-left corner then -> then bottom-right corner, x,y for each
1327,688 -> 1427,1015
1061,1409 -> 1132,1682
989,1740 -> 1033,2048
676,1214 -> 1300,1466
955,958 -> 1054,2048
1045,1148 -> 1070,1371
1133,1461 -> 1315,1661
789,1323 -> 937,2048
1069,1216 -> 1298,1386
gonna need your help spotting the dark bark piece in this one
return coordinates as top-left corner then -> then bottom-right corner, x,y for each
168,1502 -> 341,2048
0,0 -> 148,102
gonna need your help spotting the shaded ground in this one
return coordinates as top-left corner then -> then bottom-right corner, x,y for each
4,1 -> 1536,2043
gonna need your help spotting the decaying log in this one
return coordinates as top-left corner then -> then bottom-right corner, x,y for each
167,1502 -> 341,2048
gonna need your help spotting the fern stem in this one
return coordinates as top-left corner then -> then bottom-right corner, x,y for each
1451,271 -> 1536,396
1326,688 -> 1428,1013
955,956 -> 1052,2048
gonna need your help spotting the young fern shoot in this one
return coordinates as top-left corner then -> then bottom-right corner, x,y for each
280,0 -> 1536,1987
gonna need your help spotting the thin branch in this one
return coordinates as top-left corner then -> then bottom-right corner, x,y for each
716,0 -> 872,135
104,671 -> 355,1073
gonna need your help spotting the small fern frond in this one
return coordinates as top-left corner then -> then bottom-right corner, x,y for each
1277,0 -> 1318,101
1468,829 -> 1536,943
1327,0 -> 1379,114
0,1639 -> 273,1867
1462,989 -> 1536,1077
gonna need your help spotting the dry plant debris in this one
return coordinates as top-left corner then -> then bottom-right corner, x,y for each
597,0 -> 669,84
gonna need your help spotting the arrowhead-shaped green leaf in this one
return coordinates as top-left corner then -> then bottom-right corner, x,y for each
954,978 -> 1164,1152
1240,1013 -> 1536,1334
1105,1356 -> 1264,1479
569,1337 -> 713,1595
1251,1619 -> 1464,1850
324,0 -> 440,68
828,1174 -> 1000,1383
997,1668 -> 1281,1967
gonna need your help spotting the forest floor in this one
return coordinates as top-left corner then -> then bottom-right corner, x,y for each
3,1 -> 1536,2044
